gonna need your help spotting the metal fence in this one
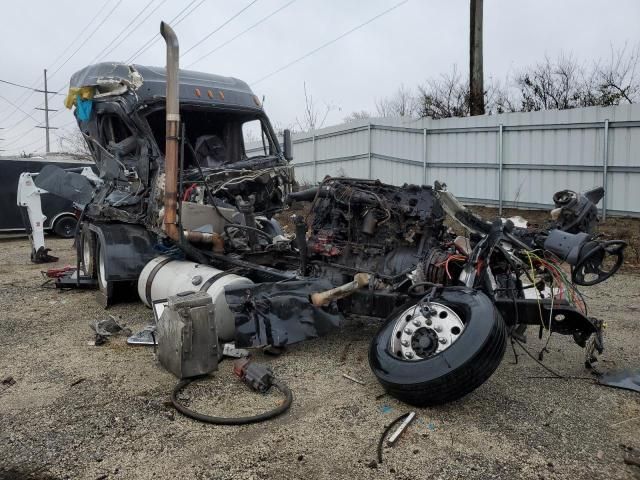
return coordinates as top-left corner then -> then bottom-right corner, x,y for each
256,104 -> 640,218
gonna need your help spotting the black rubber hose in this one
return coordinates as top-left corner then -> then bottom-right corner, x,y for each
171,377 -> 293,425
377,412 -> 412,464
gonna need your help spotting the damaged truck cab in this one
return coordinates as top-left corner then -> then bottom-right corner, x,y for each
66,39 -> 293,304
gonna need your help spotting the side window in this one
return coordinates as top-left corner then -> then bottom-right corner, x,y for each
242,119 -> 269,158
99,114 -> 133,147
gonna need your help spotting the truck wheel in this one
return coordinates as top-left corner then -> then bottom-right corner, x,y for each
81,229 -> 97,278
96,242 -> 114,303
52,215 -> 77,238
369,287 -> 506,406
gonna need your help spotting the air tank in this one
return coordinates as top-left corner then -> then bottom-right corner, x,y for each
137,256 -> 253,341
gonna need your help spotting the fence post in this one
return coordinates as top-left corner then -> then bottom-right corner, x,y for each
602,119 -> 609,220
312,132 -> 317,184
497,123 -> 504,215
367,122 -> 372,179
422,128 -> 427,185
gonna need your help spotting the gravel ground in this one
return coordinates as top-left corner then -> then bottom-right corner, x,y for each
1,236 -> 639,480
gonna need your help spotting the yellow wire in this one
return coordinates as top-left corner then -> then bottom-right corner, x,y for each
525,251 -> 545,327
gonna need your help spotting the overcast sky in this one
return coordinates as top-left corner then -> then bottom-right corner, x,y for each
1,0 -> 638,155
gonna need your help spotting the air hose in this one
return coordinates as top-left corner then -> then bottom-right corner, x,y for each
170,359 -> 293,425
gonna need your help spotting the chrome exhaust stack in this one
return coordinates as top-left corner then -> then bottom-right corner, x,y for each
160,21 -> 180,241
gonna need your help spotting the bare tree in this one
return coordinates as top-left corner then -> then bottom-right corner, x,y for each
375,84 -> 417,117
296,82 -> 335,131
56,129 -> 90,155
514,47 -> 639,111
343,110 -> 371,123
415,66 -> 469,119
515,53 -> 588,111
592,43 -> 640,105
272,121 -> 298,137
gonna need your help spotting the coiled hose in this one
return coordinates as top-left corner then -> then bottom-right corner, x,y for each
171,376 -> 293,425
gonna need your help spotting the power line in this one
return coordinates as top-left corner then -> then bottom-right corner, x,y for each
185,0 -> 297,69
0,78 -> 64,96
47,0 -> 112,72
0,0 -> 111,121
1,1 -> 120,127
96,0 -> 169,62
0,95 -> 40,124
182,0 -> 259,58
124,0 -> 206,63
252,0 -> 409,86
90,0 -> 160,63
48,0 -> 124,81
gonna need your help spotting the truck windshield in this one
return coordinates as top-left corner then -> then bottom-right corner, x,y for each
145,108 -> 278,169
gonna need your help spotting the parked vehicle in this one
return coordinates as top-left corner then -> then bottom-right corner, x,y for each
0,155 -> 93,238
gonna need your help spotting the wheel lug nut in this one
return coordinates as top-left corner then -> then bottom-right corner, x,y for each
404,328 -> 413,335
425,318 -> 433,326
439,338 -> 447,344
406,352 -> 414,358
413,320 -> 421,327
401,340 -> 409,347
434,325 -> 442,332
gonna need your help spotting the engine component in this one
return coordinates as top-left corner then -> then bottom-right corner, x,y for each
233,358 -> 273,393
180,201 -> 235,233
551,187 -> 604,234
157,291 -> 218,379
305,178 -> 445,280
310,273 -> 370,306
137,256 -> 253,341
414,248 -> 453,286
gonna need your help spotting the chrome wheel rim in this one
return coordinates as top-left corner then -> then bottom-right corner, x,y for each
389,302 -> 465,361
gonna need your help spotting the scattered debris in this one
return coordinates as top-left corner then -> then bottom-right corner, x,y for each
598,369 -> 640,393
377,412 -> 416,464
1,375 -> 16,394
70,378 -> 86,387
610,416 -> 640,428
624,451 -> 640,468
127,325 -> 157,346
342,373 -> 366,385
387,411 -> 416,444
222,343 -> 250,358
89,316 -> 132,346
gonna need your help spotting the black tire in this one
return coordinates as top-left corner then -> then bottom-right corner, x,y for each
81,229 -> 97,278
52,215 -> 77,238
369,287 -> 506,406
96,241 -> 115,304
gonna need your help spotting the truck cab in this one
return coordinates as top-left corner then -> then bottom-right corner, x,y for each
64,61 -> 293,304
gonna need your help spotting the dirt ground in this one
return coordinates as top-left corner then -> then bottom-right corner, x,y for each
1,235 -> 639,480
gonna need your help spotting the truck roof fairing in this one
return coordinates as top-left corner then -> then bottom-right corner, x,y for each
66,62 -> 262,111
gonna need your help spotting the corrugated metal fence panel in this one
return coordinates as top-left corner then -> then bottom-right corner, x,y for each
247,106 -> 640,215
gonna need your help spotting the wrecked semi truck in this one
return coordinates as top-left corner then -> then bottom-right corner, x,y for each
47,22 -> 626,406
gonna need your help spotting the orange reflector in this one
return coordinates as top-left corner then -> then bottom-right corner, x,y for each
207,89 -> 213,99
194,88 -> 201,97
219,90 -> 225,100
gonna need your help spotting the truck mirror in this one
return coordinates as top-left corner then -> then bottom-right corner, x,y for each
283,129 -> 293,161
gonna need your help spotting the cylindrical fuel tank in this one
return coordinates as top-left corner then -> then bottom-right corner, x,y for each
137,256 -> 253,341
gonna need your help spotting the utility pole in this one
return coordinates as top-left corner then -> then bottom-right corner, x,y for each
34,69 -> 58,153
469,0 -> 484,116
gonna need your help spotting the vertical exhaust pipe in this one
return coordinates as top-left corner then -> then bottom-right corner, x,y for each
160,21 -> 180,241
